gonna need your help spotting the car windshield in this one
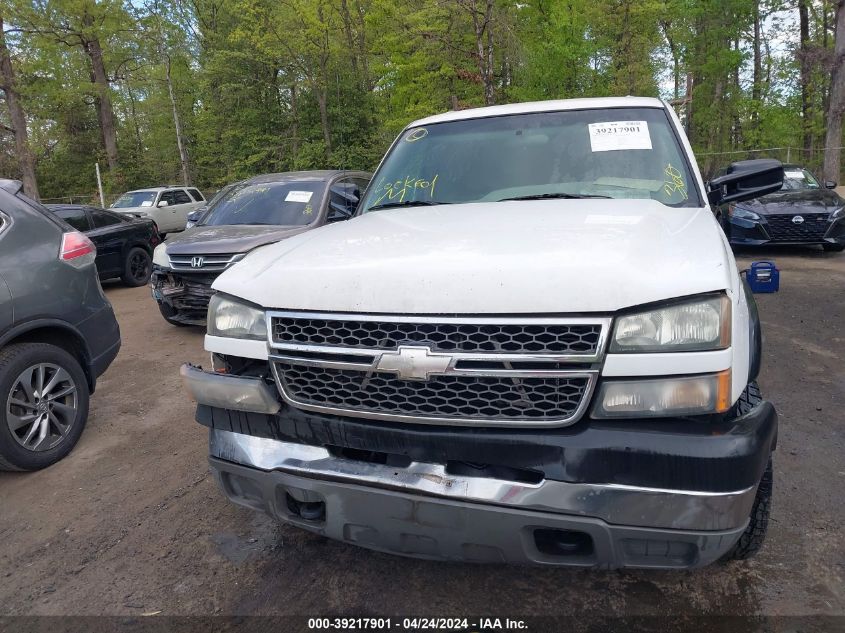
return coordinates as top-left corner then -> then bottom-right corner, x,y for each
201,180 -> 326,226
360,107 -> 700,212
112,191 -> 157,208
781,168 -> 820,191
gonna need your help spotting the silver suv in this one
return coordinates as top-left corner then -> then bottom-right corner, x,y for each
110,185 -> 206,234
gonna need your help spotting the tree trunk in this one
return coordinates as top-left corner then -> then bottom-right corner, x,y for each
290,83 -> 299,159
165,56 -> 191,185
338,0 -> 360,81
124,80 -> 143,154
752,3 -> 762,112
317,88 -> 332,154
83,33 -> 119,173
823,0 -> 845,182
485,0 -> 494,105
799,0 -> 813,152
0,15 -> 38,199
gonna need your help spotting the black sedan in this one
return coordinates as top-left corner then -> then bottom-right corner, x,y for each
720,165 -> 845,252
46,204 -> 162,286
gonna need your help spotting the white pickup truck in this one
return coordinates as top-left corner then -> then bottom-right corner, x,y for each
182,96 -> 782,569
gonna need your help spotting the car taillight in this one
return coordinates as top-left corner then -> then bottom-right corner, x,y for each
60,231 -> 96,267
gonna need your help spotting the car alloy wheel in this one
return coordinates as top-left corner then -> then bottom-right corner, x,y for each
6,363 -> 78,452
129,250 -> 151,282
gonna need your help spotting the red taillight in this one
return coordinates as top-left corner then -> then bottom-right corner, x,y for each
60,231 -> 95,260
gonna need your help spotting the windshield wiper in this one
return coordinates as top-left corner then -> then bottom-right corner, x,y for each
367,200 -> 451,211
498,193 -> 611,201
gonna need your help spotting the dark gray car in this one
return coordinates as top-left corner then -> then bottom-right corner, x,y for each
151,170 -> 371,326
0,180 -> 121,470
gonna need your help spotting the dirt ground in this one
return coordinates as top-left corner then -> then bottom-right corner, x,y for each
0,246 -> 843,626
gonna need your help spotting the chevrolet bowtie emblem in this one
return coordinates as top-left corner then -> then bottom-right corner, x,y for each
375,346 -> 452,381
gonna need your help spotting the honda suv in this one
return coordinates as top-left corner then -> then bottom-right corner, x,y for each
0,180 -> 121,470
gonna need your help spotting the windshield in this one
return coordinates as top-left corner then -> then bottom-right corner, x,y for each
781,168 -> 820,191
112,191 -> 157,208
201,180 -> 326,226
360,107 -> 700,212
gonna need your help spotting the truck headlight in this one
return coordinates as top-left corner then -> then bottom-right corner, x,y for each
832,207 -> 844,220
207,294 -> 267,340
610,295 -> 730,353
152,243 -> 169,268
592,371 -> 731,418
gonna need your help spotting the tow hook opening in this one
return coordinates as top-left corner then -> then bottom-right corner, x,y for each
534,529 -> 594,557
285,492 -> 326,522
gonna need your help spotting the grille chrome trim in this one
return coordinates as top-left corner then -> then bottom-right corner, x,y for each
268,311 -> 611,363
169,252 -> 246,272
265,311 -> 610,428
270,360 -> 598,428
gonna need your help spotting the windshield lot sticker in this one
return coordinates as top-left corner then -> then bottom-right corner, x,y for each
588,121 -> 652,152
285,190 -> 313,203
663,163 -> 688,200
406,128 -> 428,142
140,200 -> 153,207
372,174 -> 439,207
303,204 -> 313,215
784,170 -> 805,179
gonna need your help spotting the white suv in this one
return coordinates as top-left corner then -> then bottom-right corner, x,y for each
111,186 -> 205,234
183,97 -> 784,569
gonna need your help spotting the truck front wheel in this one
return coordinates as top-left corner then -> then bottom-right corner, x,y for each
721,458 -> 772,561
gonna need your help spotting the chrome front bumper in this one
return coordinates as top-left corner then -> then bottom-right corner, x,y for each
181,363 -> 280,414
209,428 -> 754,568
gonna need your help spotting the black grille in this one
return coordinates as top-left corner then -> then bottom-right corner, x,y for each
275,362 -> 589,421
766,213 -> 830,242
271,318 -> 601,355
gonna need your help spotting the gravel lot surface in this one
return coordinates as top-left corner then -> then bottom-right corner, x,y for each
0,247 -> 843,626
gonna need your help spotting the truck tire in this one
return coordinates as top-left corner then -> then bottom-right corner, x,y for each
0,343 -> 90,471
734,381 -> 762,416
721,458 -> 772,561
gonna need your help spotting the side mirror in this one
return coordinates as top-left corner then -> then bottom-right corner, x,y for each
326,205 -> 353,223
706,159 -> 784,206
825,180 -> 837,189
157,200 -> 169,208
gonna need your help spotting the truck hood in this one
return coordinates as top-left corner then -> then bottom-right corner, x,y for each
165,225 -> 309,256
213,200 -> 734,314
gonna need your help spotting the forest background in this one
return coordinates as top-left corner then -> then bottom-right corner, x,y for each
1,0 -> 844,202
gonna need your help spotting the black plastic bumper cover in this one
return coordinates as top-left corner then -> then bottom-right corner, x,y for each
196,399 -> 778,493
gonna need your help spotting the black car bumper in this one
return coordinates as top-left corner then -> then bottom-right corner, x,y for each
726,213 -> 845,246
150,265 -> 218,325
